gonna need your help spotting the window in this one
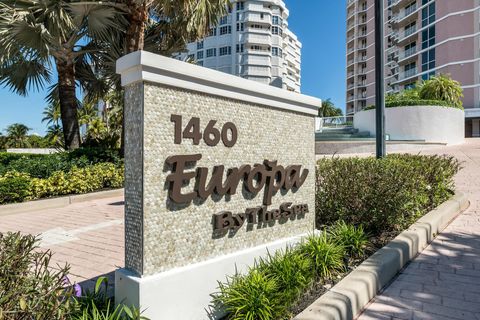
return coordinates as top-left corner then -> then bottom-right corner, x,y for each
421,26 -> 435,49
220,25 -> 232,35
236,1 -> 244,11
219,46 -> 232,56
197,60 -> 204,66
422,2 -> 435,27
236,12 -> 241,21
219,16 -> 228,25
236,23 -> 244,31
236,44 -> 244,53
272,26 -> 282,35
421,48 -> 435,71
272,15 -> 282,25
404,62 -> 417,78
206,48 -> 216,57
404,41 -> 416,57
197,41 -> 204,50
404,21 -> 416,36
405,82 -> 416,90
272,47 -> 282,57
197,51 -> 204,60
405,2 -> 417,15
422,71 -> 435,81
208,28 -> 217,37
250,45 -> 262,51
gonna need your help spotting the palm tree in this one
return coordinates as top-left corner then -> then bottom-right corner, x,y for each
0,1 -> 123,150
320,99 -> 343,117
45,124 -> 65,148
5,123 -> 31,148
42,103 -> 62,127
120,0 -> 231,54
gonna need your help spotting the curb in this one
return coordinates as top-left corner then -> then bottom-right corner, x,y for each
294,192 -> 469,320
0,188 -> 124,217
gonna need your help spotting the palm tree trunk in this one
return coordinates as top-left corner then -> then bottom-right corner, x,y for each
56,58 -> 81,150
125,0 -> 148,53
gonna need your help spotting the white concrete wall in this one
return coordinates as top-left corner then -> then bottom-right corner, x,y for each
6,148 -> 61,154
354,106 -> 465,145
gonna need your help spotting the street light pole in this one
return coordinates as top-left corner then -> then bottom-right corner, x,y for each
375,0 -> 386,158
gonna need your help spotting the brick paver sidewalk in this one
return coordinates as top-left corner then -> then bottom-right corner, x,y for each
359,139 -> 480,320
0,196 -> 124,292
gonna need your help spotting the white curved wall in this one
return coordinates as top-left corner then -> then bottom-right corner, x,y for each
354,106 -> 465,145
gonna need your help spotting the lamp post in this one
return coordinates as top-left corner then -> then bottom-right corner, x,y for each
375,0 -> 386,158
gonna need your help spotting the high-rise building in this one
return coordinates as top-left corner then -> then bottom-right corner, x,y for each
179,0 -> 302,92
346,0 -> 480,136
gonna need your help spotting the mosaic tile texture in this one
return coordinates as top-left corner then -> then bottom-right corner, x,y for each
125,82 -> 316,276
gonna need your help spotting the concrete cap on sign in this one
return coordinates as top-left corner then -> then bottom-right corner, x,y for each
116,51 -> 321,116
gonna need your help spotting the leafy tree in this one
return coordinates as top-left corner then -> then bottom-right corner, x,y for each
0,0 -> 122,150
5,123 -> 31,148
319,99 -> 343,117
419,74 -> 464,109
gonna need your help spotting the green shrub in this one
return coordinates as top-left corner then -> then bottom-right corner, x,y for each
0,148 -> 121,179
364,99 -> 449,110
330,221 -> 369,259
316,154 -> 460,234
214,269 -> 281,320
300,233 -> 345,279
257,248 -> 313,308
0,163 -> 124,204
419,74 -> 464,109
0,232 -> 74,319
71,277 -> 147,320
0,171 -> 31,204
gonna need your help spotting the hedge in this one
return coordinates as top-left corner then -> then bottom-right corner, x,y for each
364,99 -> 451,110
316,154 -> 460,234
0,163 -> 124,205
0,148 -> 122,179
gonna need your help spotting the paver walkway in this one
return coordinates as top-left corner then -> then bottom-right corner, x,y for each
0,196 -> 124,292
358,138 -> 480,320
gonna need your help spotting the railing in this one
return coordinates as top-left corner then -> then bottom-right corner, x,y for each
315,116 -> 355,132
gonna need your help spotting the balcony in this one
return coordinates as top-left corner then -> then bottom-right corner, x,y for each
398,47 -> 417,62
244,34 -> 271,45
391,4 -> 418,25
241,55 -> 271,65
398,67 -> 418,81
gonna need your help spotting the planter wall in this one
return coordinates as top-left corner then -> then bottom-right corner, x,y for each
354,106 -> 465,145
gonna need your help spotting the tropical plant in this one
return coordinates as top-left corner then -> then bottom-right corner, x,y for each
319,98 -> 343,117
0,232 -> 74,319
214,269 -> 280,320
330,221 -> 369,259
46,124 -> 65,148
42,102 -> 62,127
419,74 -> 464,109
0,0 -> 123,150
257,248 -> 313,308
300,233 -> 345,279
4,123 -> 31,148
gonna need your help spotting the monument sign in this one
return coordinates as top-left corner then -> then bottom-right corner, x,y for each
115,51 -> 321,319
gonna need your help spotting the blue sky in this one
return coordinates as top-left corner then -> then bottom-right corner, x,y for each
0,1 -> 346,135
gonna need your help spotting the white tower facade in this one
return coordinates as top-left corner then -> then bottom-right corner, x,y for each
180,0 -> 302,92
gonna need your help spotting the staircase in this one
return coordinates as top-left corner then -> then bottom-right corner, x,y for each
315,127 -> 372,141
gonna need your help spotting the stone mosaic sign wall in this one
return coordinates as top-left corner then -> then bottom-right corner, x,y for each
119,51 -> 319,277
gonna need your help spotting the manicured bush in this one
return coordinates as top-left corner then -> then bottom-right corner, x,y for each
299,233 -> 345,279
329,220 -> 369,259
364,99 -> 449,110
419,74 -> 464,109
0,148 -> 121,179
316,154 -> 460,234
0,232 -> 73,319
0,171 -> 32,204
0,163 -> 124,205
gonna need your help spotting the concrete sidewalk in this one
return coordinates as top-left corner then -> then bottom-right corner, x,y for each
0,196 -> 124,291
358,139 -> 480,320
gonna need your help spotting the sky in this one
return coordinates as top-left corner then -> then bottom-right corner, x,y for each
0,1 -> 346,135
